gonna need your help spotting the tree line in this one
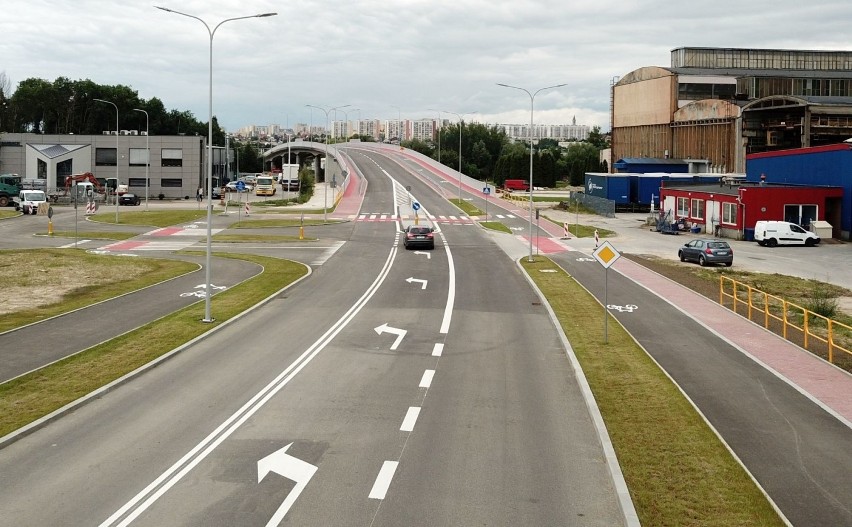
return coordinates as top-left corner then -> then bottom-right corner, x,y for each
0,74 -> 226,145
402,123 -> 609,188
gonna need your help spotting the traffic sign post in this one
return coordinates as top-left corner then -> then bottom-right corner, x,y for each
483,185 -> 490,218
593,241 -> 622,343
412,201 -> 420,225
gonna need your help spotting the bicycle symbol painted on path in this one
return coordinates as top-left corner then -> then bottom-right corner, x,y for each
180,284 -> 227,298
606,304 -> 638,313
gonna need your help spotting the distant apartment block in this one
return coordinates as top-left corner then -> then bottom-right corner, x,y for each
498,117 -> 589,141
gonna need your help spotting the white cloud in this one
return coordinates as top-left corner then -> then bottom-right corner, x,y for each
1,0 -> 850,132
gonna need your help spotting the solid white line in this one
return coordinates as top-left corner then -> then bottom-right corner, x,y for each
440,233 -> 455,334
419,370 -> 435,388
368,461 -> 399,499
431,343 -> 444,357
400,407 -> 421,432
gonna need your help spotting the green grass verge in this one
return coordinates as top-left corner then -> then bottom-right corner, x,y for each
0,253 -> 307,437
479,221 -> 512,233
449,198 -> 484,216
229,218 -> 341,228
540,214 -> 615,238
36,230 -> 138,240
0,210 -> 19,219
89,209 -> 208,227
212,233 -> 316,243
521,256 -> 784,527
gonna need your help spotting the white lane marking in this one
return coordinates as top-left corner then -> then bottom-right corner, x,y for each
100,242 -> 401,527
406,277 -> 428,290
400,407 -> 421,432
59,239 -> 91,248
440,232 -> 455,334
369,461 -> 399,500
432,343 -> 444,357
419,370 -> 435,388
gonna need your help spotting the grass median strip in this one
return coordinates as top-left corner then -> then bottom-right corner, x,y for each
0,253 -> 308,438
521,256 -> 784,527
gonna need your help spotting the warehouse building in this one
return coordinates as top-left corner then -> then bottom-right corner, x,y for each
612,47 -> 852,173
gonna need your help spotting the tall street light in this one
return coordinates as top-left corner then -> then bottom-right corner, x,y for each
497,82 -> 567,262
93,98 -> 120,224
443,110 -> 470,203
156,6 -> 277,323
306,104 -> 349,222
132,108 -> 149,211
427,108 -> 442,164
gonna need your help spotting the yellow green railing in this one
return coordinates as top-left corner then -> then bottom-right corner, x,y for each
719,276 -> 852,367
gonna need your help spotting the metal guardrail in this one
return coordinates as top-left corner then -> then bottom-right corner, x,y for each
719,276 -> 852,367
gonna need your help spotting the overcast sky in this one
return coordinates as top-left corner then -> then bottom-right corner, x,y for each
1,0 -> 849,133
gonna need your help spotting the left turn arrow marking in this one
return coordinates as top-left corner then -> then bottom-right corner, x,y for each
257,442 -> 317,526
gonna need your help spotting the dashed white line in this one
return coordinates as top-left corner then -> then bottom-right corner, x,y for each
419,369 -> 435,388
369,461 -> 399,500
432,343 -> 444,357
400,407 -> 421,432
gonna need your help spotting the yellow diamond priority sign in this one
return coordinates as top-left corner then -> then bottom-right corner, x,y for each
592,240 -> 621,269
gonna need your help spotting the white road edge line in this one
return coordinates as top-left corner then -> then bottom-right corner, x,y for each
400,407 -> 421,432
368,461 -> 399,500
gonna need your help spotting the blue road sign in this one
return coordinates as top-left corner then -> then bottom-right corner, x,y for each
412,201 -> 421,211
483,187 -> 491,195
236,181 -> 245,191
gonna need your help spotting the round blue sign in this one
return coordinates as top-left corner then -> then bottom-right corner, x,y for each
236,181 -> 245,191
412,201 -> 421,211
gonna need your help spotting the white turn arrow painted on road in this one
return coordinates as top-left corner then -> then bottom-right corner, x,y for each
406,277 -> 428,290
413,250 -> 431,259
374,323 -> 408,350
257,443 -> 317,526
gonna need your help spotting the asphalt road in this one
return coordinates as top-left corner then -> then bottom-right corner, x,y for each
0,149 -> 631,525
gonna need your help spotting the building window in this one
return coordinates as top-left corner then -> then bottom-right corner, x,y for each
96,148 -> 117,166
722,202 -> 737,224
677,197 -> 689,217
691,198 -> 704,220
162,148 -> 183,167
129,148 -> 149,167
128,178 -> 149,187
161,178 -> 183,188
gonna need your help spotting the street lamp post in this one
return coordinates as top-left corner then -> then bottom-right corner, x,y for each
93,98 -> 120,224
156,6 -> 277,323
306,104 -> 349,222
132,108 -> 149,211
497,82 -> 567,262
427,108 -> 442,164
442,110 -> 469,203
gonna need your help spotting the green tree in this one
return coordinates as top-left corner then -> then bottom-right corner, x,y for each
401,138 -> 433,157
586,126 -> 609,149
564,142 -> 603,186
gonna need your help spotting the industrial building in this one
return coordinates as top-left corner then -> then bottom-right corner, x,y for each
0,132 -> 214,200
611,47 -> 852,173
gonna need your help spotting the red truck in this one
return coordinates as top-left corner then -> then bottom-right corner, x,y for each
503,179 -> 530,191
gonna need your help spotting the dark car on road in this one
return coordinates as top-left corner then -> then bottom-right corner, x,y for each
678,239 -> 733,267
118,193 -> 141,206
403,225 -> 435,249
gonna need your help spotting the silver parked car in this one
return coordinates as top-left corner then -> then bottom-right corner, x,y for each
678,239 -> 733,267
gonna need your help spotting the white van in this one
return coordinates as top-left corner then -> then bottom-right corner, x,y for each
15,190 -> 47,215
754,220 -> 820,247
